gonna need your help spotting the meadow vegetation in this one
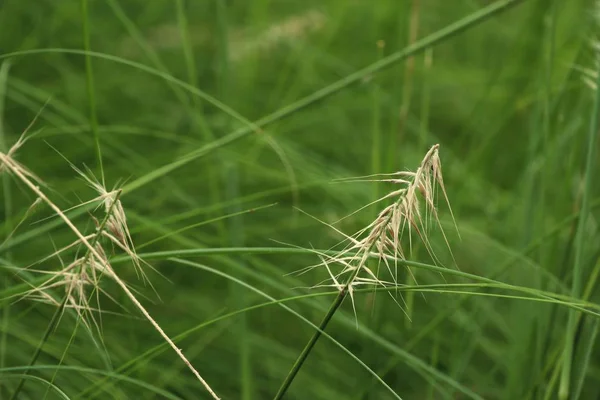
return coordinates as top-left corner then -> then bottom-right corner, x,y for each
1,0 -> 599,399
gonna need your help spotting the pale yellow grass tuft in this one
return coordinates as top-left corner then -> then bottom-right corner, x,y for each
229,10 -> 326,62
119,9 -> 326,64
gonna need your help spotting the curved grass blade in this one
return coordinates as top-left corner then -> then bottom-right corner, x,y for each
0,0 -> 526,195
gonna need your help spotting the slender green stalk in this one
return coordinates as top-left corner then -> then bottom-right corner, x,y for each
212,0 -> 229,240
368,39 -> 384,329
397,0 -> 420,143
530,253 -> 600,400
371,40 -> 384,209
405,47 -> 433,331
176,0 -> 213,141
572,317 -> 600,400
174,0 -> 213,140
175,0 -> 225,237
404,46 -> 433,328
42,310 -> 87,400
0,60 -> 11,373
273,283 -> 354,399
361,40 -> 387,397
81,0 -> 104,185
9,295 -> 69,400
559,46 -> 600,399
0,61 -> 11,227
426,336 -> 440,400
419,48 -> 432,153
531,7 -> 556,399
210,1 -> 252,395
510,5 -> 555,396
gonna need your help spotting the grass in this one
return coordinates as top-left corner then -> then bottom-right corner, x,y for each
1,0 -> 600,399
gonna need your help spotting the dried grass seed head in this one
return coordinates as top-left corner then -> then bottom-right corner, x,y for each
321,144 -> 456,299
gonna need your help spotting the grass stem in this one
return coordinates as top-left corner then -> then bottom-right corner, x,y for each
559,41 -> 600,400
81,0 -> 104,185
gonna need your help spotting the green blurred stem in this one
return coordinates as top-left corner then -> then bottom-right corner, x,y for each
0,60 -> 11,373
559,46 -> 600,399
371,40 -> 384,206
81,0 -> 104,185
273,209 -> 388,399
9,296 -> 69,400
272,278 -> 355,400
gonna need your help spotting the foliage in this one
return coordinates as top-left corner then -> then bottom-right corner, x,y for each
0,0 -> 599,399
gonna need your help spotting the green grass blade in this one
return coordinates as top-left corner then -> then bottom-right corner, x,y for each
0,59 -> 12,373
559,45 -> 600,399
9,295 -> 69,400
81,0 -> 104,185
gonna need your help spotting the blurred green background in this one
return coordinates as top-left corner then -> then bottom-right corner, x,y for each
1,0 -> 600,399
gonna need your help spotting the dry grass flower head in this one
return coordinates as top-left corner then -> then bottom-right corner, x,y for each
303,144 -> 458,320
0,121 -> 221,399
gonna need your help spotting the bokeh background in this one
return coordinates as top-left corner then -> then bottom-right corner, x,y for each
1,0 -> 599,399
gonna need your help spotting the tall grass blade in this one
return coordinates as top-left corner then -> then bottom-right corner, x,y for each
559,40 -> 600,400
81,0 -> 104,185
